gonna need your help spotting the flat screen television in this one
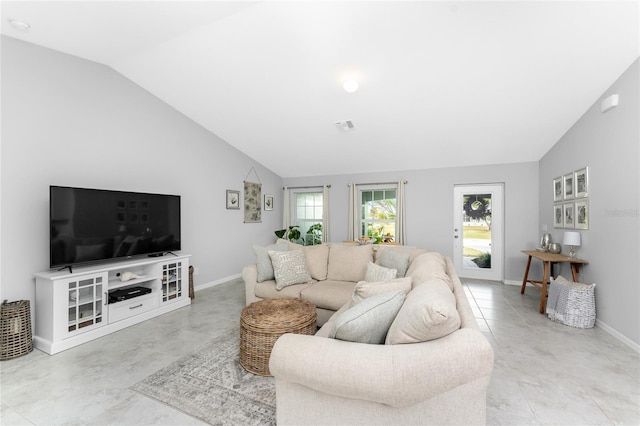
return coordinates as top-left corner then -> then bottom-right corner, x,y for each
50,186 -> 181,268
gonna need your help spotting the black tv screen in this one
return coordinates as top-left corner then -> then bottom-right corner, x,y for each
50,186 -> 181,268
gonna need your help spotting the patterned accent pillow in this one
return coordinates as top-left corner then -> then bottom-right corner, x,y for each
377,249 -> 410,278
269,250 -> 313,290
364,261 -> 397,282
253,241 -> 289,282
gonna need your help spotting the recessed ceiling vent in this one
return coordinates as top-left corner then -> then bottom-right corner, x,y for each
335,120 -> 355,132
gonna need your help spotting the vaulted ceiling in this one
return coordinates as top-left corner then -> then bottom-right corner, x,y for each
2,1 -> 638,178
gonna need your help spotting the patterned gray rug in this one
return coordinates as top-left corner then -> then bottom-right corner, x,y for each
131,329 -> 275,425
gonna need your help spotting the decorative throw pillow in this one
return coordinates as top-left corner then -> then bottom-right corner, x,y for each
352,277 -> 412,304
253,241 -> 289,282
269,250 -> 313,290
328,290 -> 407,344
376,249 -> 410,278
364,262 -> 397,282
385,278 -> 461,344
405,252 -> 453,290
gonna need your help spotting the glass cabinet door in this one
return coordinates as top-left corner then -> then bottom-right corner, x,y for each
67,275 -> 104,334
161,262 -> 182,303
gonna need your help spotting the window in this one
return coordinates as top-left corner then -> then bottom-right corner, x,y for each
360,188 -> 396,243
294,192 -> 323,245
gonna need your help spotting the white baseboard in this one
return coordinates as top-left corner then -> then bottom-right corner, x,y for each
503,279 -> 521,286
194,273 -> 242,292
596,319 -> 640,353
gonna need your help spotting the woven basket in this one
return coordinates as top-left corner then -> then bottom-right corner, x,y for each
240,298 -> 316,376
547,276 -> 596,329
1,300 -> 33,360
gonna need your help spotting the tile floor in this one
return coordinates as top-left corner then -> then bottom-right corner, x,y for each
1,278 -> 638,425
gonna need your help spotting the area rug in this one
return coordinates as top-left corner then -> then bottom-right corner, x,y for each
131,329 -> 275,425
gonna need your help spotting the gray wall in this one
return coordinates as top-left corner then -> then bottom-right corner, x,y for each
0,37 -> 283,305
284,161 -> 539,283
539,59 -> 639,347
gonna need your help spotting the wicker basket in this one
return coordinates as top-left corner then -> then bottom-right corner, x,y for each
240,298 -> 316,376
1,300 -> 33,360
547,276 -> 596,329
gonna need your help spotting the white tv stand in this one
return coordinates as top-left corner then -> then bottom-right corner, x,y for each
34,254 -> 191,355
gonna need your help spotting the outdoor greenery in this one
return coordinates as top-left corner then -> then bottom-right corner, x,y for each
275,223 -> 323,246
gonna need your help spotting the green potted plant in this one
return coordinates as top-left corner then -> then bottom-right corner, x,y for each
305,223 -> 322,246
274,225 -> 302,244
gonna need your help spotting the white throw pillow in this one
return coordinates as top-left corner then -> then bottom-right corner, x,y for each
253,241 -> 289,282
364,262 -> 397,282
328,290 -> 406,344
352,277 -> 412,304
269,250 -> 313,290
385,278 -> 461,344
376,249 -> 410,278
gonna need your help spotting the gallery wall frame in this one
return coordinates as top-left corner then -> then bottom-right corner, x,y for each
574,167 -> 589,198
563,202 -> 575,229
264,194 -> 274,211
226,190 -> 240,210
575,199 -> 589,230
563,173 -> 574,200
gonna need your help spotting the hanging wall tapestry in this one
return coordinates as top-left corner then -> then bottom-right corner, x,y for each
244,181 -> 262,223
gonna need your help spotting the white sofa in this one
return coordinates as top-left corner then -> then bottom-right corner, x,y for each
242,242 -> 494,425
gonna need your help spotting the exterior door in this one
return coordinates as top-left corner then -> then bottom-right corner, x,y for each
453,184 -> 504,281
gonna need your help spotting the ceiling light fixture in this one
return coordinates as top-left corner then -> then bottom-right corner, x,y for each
343,79 -> 359,93
9,19 -> 31,32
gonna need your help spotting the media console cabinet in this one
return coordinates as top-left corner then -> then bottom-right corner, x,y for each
34,254 -> 191,354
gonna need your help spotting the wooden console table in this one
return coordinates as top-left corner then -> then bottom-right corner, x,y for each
520,250 -> 588,314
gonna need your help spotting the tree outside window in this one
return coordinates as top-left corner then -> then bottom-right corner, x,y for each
360,189 -> 396,243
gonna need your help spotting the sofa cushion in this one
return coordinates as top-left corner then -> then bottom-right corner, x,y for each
253,241 -> 289,282
364,262 -> 397,282
269,250 -> 313,290
405,252 -> 453,290
289,243 -> 330,281
376,249 -> 410,277
352,277 -> 413,304
300,280 -> 357,311
327,244 -> 374,282
328,290 -> 406,344
255,280 -> 314,300
375,246 -> 429,265
385,278 -> 461,344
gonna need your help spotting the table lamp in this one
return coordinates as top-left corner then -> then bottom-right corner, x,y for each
563,231 -> 581,258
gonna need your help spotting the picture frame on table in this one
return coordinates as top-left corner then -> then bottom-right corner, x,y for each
563,202 -> 575,229
226,190 -> 240,210
575,199 -> 589,230
563,173 -> 574,200
553,204 -> 563,228
574,167 -> 589,198
264,194 -> 274,211
553,176 -> 563,202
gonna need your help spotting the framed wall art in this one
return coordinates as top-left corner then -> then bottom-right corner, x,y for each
226,190 -> 240,210
563,173 -> 574,200
553,204 -> 563,228
553,177 -> 563,202
563,202 -> 575,229
264,194 -> 274,211
574,167 -> 589,198
575,199 -> 589,230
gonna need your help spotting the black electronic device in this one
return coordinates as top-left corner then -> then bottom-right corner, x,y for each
108,286 -> 152,304
49,186 -> 181,268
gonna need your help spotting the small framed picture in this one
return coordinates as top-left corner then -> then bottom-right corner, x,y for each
563,173 -> 574,200
264,194 -> 274,211
575,199 -> 589,230
553,177 -> 563,202
553,204 -> 563,228
563,202 -> 575,229
574,167 -> 589,198
226,190 -> 240,210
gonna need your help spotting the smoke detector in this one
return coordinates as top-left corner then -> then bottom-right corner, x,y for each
335,120 -> 355,132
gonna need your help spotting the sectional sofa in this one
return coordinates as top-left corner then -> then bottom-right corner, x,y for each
242,242 -> 494,425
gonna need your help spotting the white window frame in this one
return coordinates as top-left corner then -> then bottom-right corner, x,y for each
291,191 -> 323,245
359,185 -> 397,242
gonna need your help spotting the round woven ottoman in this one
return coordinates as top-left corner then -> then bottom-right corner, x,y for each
240,298 -> 316,376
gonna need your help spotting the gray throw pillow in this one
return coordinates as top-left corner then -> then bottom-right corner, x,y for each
253,241 -> 289,282
328,290 -> 406,344
364,262 -> 397,282
377,249 -> 410,278
269,250 -> 313,290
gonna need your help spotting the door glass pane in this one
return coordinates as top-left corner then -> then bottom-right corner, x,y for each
462,193 -> 492,269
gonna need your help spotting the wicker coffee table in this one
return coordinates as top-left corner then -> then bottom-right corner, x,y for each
240,298 -> 317,376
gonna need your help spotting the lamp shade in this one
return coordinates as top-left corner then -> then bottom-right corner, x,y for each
563,231 -> 581,247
